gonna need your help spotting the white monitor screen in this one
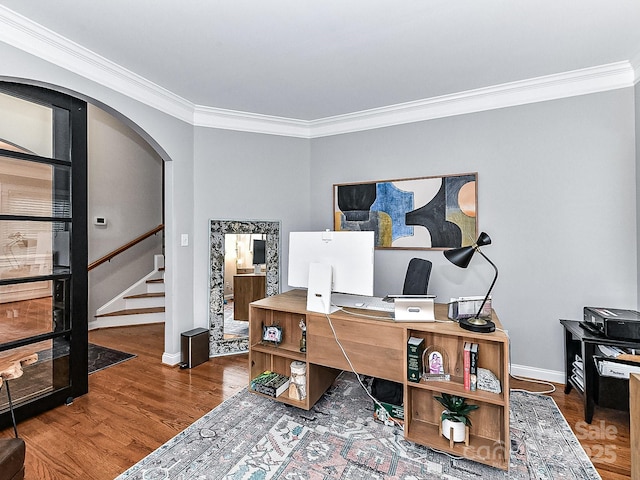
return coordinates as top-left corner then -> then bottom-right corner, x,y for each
288,231 -> 374,296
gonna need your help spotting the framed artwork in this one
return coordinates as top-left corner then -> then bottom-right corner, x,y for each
333,172 -> 477,250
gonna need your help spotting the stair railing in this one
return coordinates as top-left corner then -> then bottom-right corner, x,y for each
88,224 -> 164,271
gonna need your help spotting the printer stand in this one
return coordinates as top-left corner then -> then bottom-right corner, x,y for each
561,319 -> 640,423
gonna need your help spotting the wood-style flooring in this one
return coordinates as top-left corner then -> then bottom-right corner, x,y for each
0,323 -> 632,480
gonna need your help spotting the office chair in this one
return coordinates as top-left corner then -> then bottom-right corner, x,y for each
402,258 -> 432,295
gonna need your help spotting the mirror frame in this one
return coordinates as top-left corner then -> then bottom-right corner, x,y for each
209,219 -> 280,356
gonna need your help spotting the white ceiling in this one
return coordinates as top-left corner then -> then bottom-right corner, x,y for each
1,0 -> 640,124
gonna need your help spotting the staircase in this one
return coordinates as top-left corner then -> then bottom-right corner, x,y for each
91,255 -> 165,329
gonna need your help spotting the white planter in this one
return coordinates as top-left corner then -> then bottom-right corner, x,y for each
441,418 -> 466,443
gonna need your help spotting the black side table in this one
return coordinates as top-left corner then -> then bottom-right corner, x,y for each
561,319 -> 640,423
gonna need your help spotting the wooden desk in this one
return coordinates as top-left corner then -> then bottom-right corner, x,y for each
249,289 -> 510,470
233,274 -> 265,320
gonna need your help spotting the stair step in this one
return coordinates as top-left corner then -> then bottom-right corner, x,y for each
124,292 -> 165,299
95,306 -> 165,318
146,278 -> 164,284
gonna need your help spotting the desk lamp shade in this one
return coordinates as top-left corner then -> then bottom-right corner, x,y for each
444,232 -> 497,333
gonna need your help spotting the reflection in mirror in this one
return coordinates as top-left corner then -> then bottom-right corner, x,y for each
224,233 -> 266,339
209,220 -> 280,356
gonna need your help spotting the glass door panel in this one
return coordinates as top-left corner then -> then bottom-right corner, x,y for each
0,337 -> 70,411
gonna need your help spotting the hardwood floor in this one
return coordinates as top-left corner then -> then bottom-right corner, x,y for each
0,323 -> 632,479
511,377 -> 631,480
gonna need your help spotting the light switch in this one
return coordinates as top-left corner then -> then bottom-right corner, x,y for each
181,233 -> 189,246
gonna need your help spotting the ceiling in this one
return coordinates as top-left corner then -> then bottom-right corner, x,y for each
1,1 -> 640,122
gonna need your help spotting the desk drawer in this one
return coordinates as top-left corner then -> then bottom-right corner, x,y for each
307,315 -> 404,383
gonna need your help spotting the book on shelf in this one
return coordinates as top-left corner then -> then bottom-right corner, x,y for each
463,342 -> 471,390
469,343 -> 479,391
407,336 -> 425,382
250,371 -> 290,397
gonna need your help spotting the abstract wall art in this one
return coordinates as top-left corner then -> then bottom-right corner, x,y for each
334,173 -> 478,249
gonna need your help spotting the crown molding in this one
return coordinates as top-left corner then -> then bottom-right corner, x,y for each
0,5 -> 637,139
0,5 -> 194,123
193,105 -> 311,138
308,61 -> 635,138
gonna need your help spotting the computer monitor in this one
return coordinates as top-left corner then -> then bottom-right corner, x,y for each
288,230 -> 375,313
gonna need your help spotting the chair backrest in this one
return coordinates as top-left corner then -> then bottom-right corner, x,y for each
402,258 -> 432,295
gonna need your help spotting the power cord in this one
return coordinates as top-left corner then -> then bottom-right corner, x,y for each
497,326 -> 557,395
320,302 -> 405,431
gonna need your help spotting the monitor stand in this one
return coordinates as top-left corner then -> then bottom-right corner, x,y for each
306,262 -> 339,314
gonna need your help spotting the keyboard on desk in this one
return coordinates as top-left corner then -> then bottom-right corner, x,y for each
331,293 -> 395,312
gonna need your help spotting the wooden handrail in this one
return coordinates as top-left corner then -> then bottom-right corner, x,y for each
88,224 -> 164,271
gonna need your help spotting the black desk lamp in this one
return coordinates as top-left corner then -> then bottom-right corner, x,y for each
444,232 -> 497,333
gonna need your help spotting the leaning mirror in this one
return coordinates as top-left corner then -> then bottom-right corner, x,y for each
209,219 -> 280,356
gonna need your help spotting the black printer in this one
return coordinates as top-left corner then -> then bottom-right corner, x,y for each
583,307 -> 640,341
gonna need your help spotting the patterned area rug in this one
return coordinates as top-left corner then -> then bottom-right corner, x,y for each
116,373 -> 600,480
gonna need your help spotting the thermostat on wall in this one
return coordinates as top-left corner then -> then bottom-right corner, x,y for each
94,216 -> 107,226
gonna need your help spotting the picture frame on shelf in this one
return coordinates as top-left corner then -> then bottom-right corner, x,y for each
422,346 -> 451,381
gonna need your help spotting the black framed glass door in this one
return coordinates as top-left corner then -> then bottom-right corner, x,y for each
0,83 -> 87,426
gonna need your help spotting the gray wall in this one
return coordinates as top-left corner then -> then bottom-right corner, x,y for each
310,89 -> 637,378
192,127 -> 311,326
87,104 -> 163,324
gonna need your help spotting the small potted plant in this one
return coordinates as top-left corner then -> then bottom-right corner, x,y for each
434,393 -> 479,443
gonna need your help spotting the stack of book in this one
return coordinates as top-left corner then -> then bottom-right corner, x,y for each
250,371 -> 290,397
463,342 -> 479,391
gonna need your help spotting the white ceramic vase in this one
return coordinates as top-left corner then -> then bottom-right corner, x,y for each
441,416 -> 466,443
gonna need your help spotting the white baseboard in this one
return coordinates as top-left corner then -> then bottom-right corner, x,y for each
510,363 -> 565,384
162,351 -> 181,366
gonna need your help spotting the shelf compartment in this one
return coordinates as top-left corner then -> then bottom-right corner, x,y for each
406,329 -> 508,396
249,306 -> 307,354
405,383 -> 507,469
405,418 -> 508,470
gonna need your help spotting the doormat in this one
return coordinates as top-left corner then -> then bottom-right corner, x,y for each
116,372 -> 600,480
35,342 -> 136,374
88,343 -> 136,374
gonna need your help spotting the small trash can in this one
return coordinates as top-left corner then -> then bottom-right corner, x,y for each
181,327 -> 209,368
